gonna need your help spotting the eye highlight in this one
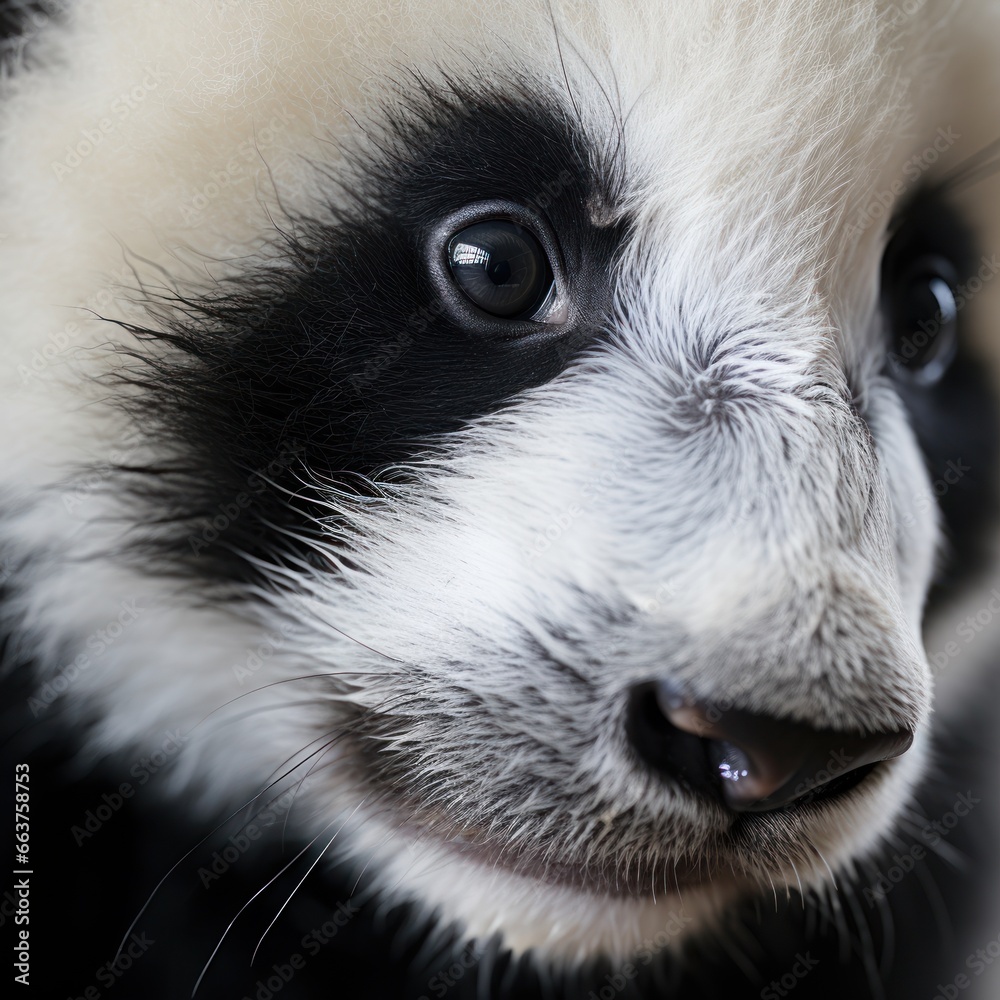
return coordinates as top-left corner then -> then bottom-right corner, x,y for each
884,253 -> 960,386
446,219 -> 556,320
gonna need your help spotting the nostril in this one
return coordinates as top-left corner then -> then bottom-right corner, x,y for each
625,681 -> 913,813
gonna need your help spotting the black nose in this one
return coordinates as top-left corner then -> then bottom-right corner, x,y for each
625,681 -> 913,812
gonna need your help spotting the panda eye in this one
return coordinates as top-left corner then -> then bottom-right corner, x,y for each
446,220 -> 558,321
885,254 -> 959,386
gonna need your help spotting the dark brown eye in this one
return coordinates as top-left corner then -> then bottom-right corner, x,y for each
885,254 -> 959,385
446,220 -> 554,320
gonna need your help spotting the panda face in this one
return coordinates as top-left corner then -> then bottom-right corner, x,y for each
2,0 -> 999,967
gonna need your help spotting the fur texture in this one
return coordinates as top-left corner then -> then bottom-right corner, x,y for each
2,1 -> 1000,997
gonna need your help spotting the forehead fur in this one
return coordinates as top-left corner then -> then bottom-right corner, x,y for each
0,0 -> 933,280
0,0 -> 948,486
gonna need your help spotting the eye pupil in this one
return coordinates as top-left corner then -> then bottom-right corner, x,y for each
488,259 -> 512,284
447,220 -> 552,319
887,255 -> 959,385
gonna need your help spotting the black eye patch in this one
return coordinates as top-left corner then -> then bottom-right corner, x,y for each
112,74 -> 625,583
880,194 -> 1000,594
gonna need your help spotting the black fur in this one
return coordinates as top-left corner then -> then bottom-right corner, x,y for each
881,193 -> 1000,600
107,78 -> 623,586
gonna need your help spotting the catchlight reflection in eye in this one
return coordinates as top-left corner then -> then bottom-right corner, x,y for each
451,243 -> 490,267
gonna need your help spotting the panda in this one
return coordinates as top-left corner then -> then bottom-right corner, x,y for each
1,0 -> 1000,997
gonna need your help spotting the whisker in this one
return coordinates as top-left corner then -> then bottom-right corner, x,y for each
250,793 -> 374,964
189,816 -> 341,998
911,852 -> 955,954
544,0 -> 583,129
279,735 -> 344,845
113,753 -> 330,966
841,875 -> 885,1000
187,669 -> 398,737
